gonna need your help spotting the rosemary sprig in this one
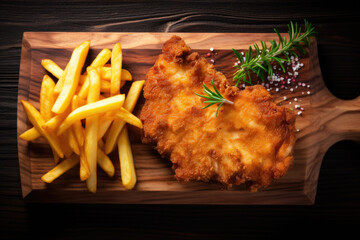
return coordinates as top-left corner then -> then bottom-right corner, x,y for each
232,19 -> 317,86
195,79 -> 234,117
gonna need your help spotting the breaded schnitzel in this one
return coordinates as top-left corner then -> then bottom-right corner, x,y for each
140,35 -> 296,191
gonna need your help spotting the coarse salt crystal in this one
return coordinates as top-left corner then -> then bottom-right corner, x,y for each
294,98 -> 298,101
210,48 -> 214,52
283,96 -> 287,100
297,111 -> 302,116
295,104 -> 300,108
307,91 -> 311,95
290,88 -> 294,92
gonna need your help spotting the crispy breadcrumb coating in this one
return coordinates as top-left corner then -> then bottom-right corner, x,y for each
140,36 -> 296,191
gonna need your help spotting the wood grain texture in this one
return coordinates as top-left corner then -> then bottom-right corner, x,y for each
17,32 -> 360,204
2,1 -> 360,239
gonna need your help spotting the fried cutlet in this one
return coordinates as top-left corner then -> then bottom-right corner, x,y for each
140,35 -> 296,191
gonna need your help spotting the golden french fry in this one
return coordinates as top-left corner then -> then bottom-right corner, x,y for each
97,146 -> 115,177
42,104 -> 71,132
41,59 -> 63,79
21,100 -> 64,158
52,148 -> 60,164
98,67 -> 132,81
118,127 -> 136,189
41,154 -> 79,183
77,49 -> 111,99
121,69 -> 132,81
116,107 -> 142,129
85,67 -> 101,193
73,121 -> 85,147
99,79 -> 124,92
19,127 -> 41,141
104,80 -> 144,154
85,115 -> 97,192
100,79 -> 111,92
79,146 -> 90,181
68,128 -> 80,155
79,73 -> 87,85
91,48 -> 112,68
110,43 -> 122,96
78,78 -> 89,99
71,95 -> 85,146
57,94 -> 125,136
97,117 -> 113,141
54,64 -> 68,93
40,75 -> 56,121
59,130 -> 73,158
52,40 -> 90,114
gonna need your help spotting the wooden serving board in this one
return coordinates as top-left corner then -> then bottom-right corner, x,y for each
17,32 -> 360,205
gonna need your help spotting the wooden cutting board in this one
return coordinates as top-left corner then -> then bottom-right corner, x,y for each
17,32 -> 360,205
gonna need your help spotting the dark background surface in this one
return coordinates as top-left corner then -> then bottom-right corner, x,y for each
1,1 -> 359,239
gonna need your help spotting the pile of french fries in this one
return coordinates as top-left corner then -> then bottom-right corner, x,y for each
19,40 -> 144,193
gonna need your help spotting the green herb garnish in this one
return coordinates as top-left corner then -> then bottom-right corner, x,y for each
195,79 -> 234,117
195,20 -> 316,117
232,19 -> 317,86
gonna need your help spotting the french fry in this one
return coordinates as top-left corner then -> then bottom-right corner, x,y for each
57,94 -> 125,136
19,127 -> 41,141
118,127 -> 136,189
54,64 -> 68,93
91,48 -> 112,68
21,100 -> 64,158
42,104 -> 71,132
79,73 -> 87,85
85,67 -> 101,193
110,43 -> 122,96
40,75 -> 56,121
116,107 -> 143,129
41,154 -> 79,183
97,79 -> 126,93
77,48 -> 111,99
41,59 -> 63,79
52,40 -> 90,114
52,148 -> 60,164
79,146 -> 90,181
97,117 -> 113,141
104,80 -> 144,154
100,79 -> 111,92
71,95 -> 85,146
68,128 -> 80,155
59,130 -> 73,158
98,67 -> 132,81
20,75 -> 56,142
97,146 -> 115,178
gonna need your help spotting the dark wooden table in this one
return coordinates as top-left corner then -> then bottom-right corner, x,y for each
1,1 -> 359,239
